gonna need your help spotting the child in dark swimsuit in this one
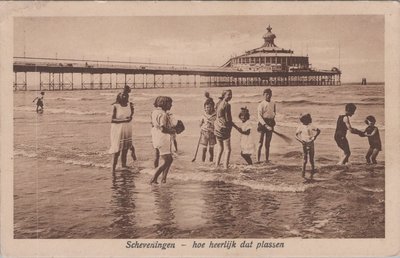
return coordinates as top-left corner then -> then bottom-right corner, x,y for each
363,115 -> 382,164
334,103 -> 363,165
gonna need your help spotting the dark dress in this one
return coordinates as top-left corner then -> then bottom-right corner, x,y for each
214,100 -> 232,140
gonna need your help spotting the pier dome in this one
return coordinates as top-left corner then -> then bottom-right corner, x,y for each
222,25 -> 310,72
262,25 -> 277,47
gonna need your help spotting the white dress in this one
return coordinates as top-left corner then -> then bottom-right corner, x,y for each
151,108 -> 171,155
108,103 -> 133,154
240,120 -> 254,154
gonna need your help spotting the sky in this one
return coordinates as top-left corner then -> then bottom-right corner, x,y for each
14,16 -> 384,83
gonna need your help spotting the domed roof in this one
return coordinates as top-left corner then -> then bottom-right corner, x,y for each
263,25 -> 276,41
262,25 -> 277,47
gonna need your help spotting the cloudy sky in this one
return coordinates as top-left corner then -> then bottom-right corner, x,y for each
14,15 -> 384,82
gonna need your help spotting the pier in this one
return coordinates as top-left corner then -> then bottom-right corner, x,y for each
13,57 -> 341,91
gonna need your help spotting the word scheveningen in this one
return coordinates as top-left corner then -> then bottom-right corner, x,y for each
126,241 -> 175,250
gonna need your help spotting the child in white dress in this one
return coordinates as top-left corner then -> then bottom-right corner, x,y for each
233,107 -> 254,165
150,96 -> 176,184
109,93 -> 134,172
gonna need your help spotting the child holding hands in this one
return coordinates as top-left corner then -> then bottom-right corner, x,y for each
363,115 -> 382,164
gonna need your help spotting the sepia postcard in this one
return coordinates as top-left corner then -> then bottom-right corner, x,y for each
1,1 -> 399,257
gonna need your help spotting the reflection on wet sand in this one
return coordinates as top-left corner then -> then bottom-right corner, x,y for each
110,169 -> 138,238
203,181 -> 281,238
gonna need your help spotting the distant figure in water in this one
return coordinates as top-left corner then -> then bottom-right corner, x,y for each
199,92 -> 216,162
233,107 -> 254,165
295,113 -> 321,179
257,88 -> 276,163
32,91 -> 45,113
334,103 -> 363,165
362,115 -> 382,164
109,93 -> 135,172
214,89 -> 233,169
150,96 -> 176,184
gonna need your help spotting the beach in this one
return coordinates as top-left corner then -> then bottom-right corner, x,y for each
14,84 -> 385,238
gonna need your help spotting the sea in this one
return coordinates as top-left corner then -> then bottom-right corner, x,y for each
13,84 -> 385,238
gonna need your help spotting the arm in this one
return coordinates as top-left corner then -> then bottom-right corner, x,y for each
344,116 -> 359,134
226,103 -> 233,127
257,103 -> 265,125
111,106 -> 118,123
312,128 -> 321,141
265,102 -> 276,131
161,126 -> 176,134
32,97 -> 38,102
295,131 -> 305,144
129,102 -> 134,118
199,117 -> 204,127
160,112 -> 176,134
232,124 -> 250,135
364,127 -> 377,137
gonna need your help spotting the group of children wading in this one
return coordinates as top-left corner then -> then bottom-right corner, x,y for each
107,86 -> 382,184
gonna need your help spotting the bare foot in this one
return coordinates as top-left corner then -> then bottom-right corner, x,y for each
149,178 -> 158,185
161,179 -> 166,184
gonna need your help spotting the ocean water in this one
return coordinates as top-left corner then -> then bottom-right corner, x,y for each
14,84 -> 385,238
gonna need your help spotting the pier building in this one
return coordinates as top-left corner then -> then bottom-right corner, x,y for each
222,25 -> 336,74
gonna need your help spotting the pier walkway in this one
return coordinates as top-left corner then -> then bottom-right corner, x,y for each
13,57 -> 341,91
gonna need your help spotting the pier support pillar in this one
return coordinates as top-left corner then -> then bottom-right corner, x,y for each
24,72 -> 27,91
14,72 -> 17,91
39,72 -> 42,91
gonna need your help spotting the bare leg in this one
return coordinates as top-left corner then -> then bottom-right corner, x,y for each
371,149 -> 380,164
209,147 -> 214,162
130,146 -> 137,161
161,155 -> 174,183
154,148 -> 160,168
264,130 -> 273,162
302,149 -> 308,178
215,139 -> 224,167
201,147 -> 207,162
257,132 -> 265,162
343,151 -> 351,164
309,146 -> 315,179
121,149 -> 129,167
111,151 -> 120,172
150,154 -> 172,184
223,138 -> 231,169
241,152 -> 253,165
365,147 -> 373,164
